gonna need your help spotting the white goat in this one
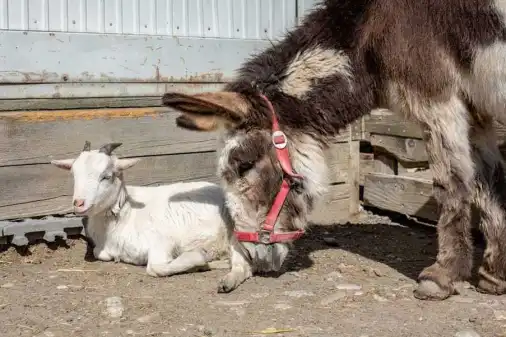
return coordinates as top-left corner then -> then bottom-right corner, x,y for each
51,141 -> 231,277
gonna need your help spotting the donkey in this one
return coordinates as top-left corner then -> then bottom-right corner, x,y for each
161,0 -> 506,300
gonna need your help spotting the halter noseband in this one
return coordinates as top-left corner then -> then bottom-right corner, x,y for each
233,93 -> 305,244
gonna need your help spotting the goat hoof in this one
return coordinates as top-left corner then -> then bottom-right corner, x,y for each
476,267 -> 506,295
217,276 -> 236,293
413,280 -> 454,301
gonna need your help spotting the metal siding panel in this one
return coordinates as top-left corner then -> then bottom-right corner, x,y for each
201,0 -> 216,38
121,0 -> 136,34
104,0 -> 120,34
7,0 -> 28,30
0,0 -> 8,29
27,0 -> 48,31
0,30 -> 271,83
283,0 -> 296,35
231,0 -> 244,39
187,0 -> 203,37
47,0 -> 65,32
139,0 -> 155,35
259,0 -> 272,40
66,0 -> 82,32
155,0 -> 168,35
85,0 -> 101,33
244,0 -> 259,39
215,0 -> 231,38
172,0 -> 188,36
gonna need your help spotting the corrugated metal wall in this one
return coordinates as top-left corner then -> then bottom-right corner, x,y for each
0,0 -> 319,101
0,0 -> 296,39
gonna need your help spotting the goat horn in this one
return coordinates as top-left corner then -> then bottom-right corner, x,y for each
82,140 -> 91,152
99,143 -> 122,155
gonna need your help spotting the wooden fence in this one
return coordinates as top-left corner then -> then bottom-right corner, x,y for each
0,103 -> 371,242
360,109 -> 506,222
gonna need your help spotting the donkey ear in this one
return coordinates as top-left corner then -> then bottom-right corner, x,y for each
161,91 -> 250,131
51,159 -> 75,170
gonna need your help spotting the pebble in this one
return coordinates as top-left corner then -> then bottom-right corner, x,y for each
335,283 -> 362,291
56,285 -> 68,290
251,293 -> 270,299
283,290 -> 315,298
105,296 -> 124,319
137,312 -> 160,323
455,329 -> 481,337
494,310 -> 506,321
373,294 -> 388,302
1,283 -> 14,288
274,303 -> 292,310
323,237 -> 339,246
325,271 -> 343,281
320,291 -> 346,306
450,297 -> 475,304
215,300 -> 249,306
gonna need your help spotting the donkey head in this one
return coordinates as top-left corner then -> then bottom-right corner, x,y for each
162,91 -> 325,272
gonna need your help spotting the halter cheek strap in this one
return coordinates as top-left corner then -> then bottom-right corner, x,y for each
233,93 -> 305,244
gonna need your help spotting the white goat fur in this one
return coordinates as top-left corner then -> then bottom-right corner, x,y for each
51,146 -> 231,277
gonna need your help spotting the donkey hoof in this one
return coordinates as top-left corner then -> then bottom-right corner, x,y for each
477,267 -> 506,295
413,280 -> 454,301
217,274 -> 238,293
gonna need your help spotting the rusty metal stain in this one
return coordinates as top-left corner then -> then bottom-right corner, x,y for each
0,107 -> 170,123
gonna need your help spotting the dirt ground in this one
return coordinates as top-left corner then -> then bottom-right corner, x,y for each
1,211 -> 506,337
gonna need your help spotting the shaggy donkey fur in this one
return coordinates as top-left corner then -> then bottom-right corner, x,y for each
161,0 -> 506,300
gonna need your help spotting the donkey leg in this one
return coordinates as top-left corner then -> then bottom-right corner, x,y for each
469,117 -> 506,295
412,97 -> 475,301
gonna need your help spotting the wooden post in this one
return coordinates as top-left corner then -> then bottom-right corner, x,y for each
348,124 -> 361,216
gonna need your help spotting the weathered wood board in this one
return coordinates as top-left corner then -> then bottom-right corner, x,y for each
308,183 -> 351,225
363,172 -> 438,221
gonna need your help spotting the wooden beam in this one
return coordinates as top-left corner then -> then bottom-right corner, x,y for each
370,134 -> 428,163
0,107 -> 219,166
363,172 -> 439,221
308,183 -> 351,225
364,109 -> 424,139
0,151 -> 220,220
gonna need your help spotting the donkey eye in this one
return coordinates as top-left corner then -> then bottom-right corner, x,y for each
238,161 -> 255,176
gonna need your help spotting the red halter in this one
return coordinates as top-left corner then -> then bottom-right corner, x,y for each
233,93 -> 305,244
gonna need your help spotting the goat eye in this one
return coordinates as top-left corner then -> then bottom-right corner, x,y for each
101,173 -> 113,181
238,161 -> 254,176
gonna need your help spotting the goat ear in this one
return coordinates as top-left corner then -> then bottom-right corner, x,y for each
51,159 -> 75,170
114,158 -> 140,171
161,91 -> 250,131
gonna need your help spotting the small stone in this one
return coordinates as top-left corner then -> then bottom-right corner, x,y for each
451,297 -> 475,304
354,291 -> 364,296
274,303 -> 292,310
336,283 -> 362,291
494,310 -> 506,321
126,330 -> 134,335
251,293 -> 270,299
320,291 -> 346,306
43,332 -> 55,337
455,329 -> 481,337
323,237 -> 339,246
104,296 -> 123,319
1,283 -> 14,288
56,285 -> 68,290
137,312 -> 160,323
373,294 -> 388,302
215,300 -> 249,306
325,271 -> 343,281
283,290 -> 314,298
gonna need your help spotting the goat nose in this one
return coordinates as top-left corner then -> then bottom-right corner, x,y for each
73,199 -> 85,207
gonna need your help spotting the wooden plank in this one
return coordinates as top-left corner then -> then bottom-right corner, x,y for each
326,141 -> 351,184
0,107 -> 219,166
348,139 -> 361,215
359,153 -> 374,185
363,172 -> 439,221
364,109 -> 424,139
373,154 -> 397,175
370,134 -> 428,163
0,151 -> 220,220
308,183 -> 351,225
